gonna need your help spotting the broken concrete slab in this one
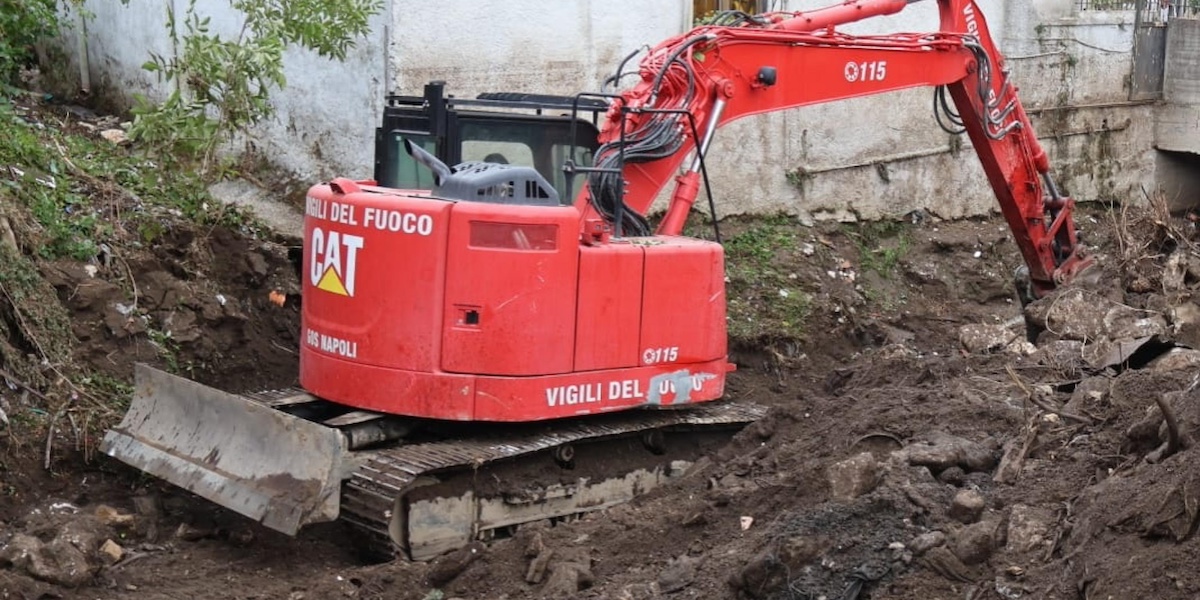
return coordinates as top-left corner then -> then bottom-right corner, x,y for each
1081,336 -> 1157,370
1026,288 -> 1168,343
208,179 -> 304,239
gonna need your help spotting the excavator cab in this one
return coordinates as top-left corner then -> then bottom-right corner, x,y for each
374,81 -> 605,201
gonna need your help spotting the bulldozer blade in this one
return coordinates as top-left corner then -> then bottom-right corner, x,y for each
101,364 -> 352,535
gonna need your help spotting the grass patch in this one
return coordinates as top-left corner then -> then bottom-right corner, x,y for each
720,214 -> 813,341
78,373 -> 134,409
0,243 -> 74,389
0,99 -> 257,261
845,220 -> 912,279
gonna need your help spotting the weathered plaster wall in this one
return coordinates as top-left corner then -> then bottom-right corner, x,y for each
1157,18 -> 1200,153
691,0 -> 1154,221
57,0 -> 1156,220
59,0 -> 388,180
60,0 -> 172,106
1156,17 -> 1200,210
389,1 -> 688,97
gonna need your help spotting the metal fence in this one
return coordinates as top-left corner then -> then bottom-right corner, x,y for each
1076,0 -> 1136,9
1077,0 -> 1200,21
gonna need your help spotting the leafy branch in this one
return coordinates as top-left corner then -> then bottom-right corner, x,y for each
0,0 -> 64,91
129,0 -> 382,175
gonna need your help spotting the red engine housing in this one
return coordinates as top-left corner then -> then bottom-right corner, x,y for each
299,182 -> 731,422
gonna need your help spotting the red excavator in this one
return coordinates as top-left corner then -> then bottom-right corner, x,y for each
103,0 -> 1091,560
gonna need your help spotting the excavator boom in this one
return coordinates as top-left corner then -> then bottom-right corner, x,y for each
581,0 -> 1090,296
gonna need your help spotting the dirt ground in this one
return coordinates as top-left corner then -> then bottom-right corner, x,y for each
4,109 -> 1200,600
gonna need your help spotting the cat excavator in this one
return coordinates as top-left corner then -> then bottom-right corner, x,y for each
102,0 -> 1091,560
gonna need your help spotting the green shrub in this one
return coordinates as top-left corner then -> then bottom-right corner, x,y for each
130,0 -> 382,174
0,0 -> 61,89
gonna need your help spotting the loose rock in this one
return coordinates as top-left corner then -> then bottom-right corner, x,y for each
132,495 -> 162,541
57,519 -> 105,557
540,547 -> 593,598
937,466 -> 966,485
921,545 -> 979,583
909,531 -> 947,556
1,534 -> 94,587
1163,250 -> 1200,291
900,432 -> 999,473
1171,301 -> 1200,348
953,520 -> 998,566
1033,340 -> 1087,375
98,539 -> 123,565
958,323 -> 1018,354
1147,348 -> 1200,372
949,489 -> 986,524
827,452 -> 881,501
1028,288 -> 1171,342
99,129 -> 128,145
1006,505 -> 1054,554
657,554 -> 703,593
729,536 -> 824,599
93,505 -> 135,526
1066,377 -> 1110,414
0,533 -> 41,570
1025,289 -> 1107,341
427,541 -> 485,587
0,215 -> 18,254
174,522 -> 216,541
526,548 -> 554,584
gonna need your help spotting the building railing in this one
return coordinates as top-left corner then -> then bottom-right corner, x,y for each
1077,0 -> 1200,21
1076,0 -> 1136,9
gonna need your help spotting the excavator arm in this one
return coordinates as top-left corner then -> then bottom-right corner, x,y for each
580,0 -> 1091,297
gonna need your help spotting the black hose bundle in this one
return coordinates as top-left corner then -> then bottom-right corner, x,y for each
587,35 -> 713,236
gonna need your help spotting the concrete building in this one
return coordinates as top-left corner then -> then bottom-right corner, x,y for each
58,0 -> 1200,220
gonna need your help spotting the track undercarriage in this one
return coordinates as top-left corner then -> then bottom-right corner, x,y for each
102,366 -> 765,561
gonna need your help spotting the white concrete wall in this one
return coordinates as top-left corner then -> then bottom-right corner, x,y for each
1156,17 -> 1200,210
691,0 -> 1153,221
389,0 -> 687,97
59,0 -> 387,180
55,0 -> 1155,220
1157,18 -> 1200,154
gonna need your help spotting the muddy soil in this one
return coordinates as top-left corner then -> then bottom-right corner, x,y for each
3,108 -> 1200,598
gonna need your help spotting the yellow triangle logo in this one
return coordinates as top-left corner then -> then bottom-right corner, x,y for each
316,265 -> 349,296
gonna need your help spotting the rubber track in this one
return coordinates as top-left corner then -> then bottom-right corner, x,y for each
340,401 -> 767,560
239,389 -> 766,559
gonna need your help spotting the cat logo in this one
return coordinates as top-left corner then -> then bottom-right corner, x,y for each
309,227 -> 364,297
